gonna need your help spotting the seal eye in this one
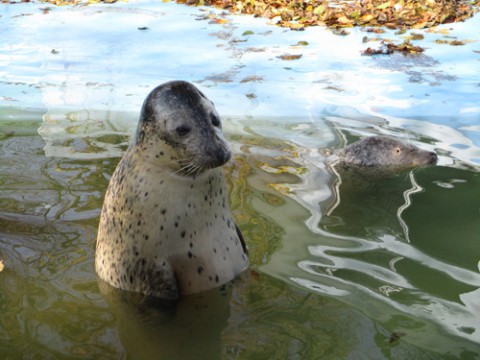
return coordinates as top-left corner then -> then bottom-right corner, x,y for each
176,125 -> 191,137
396,148 -> 401,154
212,115 -> 221,128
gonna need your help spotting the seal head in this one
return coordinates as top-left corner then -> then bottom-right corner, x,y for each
95,81 -> 248,300
341,136 -> 438,168
136,80 -> 231,173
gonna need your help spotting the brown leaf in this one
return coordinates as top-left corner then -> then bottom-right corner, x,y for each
277,54 -> 303,60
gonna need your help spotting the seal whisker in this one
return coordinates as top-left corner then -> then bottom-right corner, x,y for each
176,162 -> 201,176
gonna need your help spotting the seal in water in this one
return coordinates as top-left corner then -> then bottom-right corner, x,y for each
95,80 -> 248,300
339,135 -> 438,167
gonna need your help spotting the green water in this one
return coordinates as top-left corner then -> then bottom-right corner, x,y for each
0,110 -> 479,359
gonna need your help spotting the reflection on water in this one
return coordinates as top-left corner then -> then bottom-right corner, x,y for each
262,121 -> 480,356
0,109 -> 479,358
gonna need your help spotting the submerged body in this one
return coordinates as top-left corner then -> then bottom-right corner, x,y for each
339,136 -> 438,168
95,81 -> 248,300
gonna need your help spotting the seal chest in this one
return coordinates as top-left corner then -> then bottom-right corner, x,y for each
95,81 -> 248,300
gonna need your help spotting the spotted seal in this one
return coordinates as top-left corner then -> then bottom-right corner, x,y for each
339,135 -> 438,167
95,80 -> 248,300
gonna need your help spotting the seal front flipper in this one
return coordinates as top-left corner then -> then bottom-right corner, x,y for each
236,224 -> 248,255
137,260 -> 180,301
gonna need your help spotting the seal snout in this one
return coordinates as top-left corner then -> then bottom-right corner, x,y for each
202,140 -> 231,170
218,145 -> 231,165
415,150 -> 438,166
427,152 -> 438,165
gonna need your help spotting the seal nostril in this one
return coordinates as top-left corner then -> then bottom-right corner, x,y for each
176,125 -> 191,136
212,115 -> 221,127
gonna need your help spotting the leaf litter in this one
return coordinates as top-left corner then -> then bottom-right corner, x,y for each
33,0 -> 480,56
31,0 -> 480,31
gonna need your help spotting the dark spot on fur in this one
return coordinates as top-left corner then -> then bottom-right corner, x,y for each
197,266 -> 204,274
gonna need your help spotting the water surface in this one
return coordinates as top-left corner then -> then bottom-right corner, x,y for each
0,109 -> 479,358
1,0 -> 480,358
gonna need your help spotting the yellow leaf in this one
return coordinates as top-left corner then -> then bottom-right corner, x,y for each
0,260 -> 4,272
376,2 -> 391,10
313,4 -> 325,15
337,16 -> 352,25
361,14 -> 374,22
412,21 -> 427,29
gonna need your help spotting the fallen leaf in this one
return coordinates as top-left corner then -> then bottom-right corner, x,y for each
362,40 -> 424,55
276,54 -> 302,60
361,14 -> 374,22
240,75 -> 263,83
410,32 -> 424,40
337,16 -> 352,25
361,46 -> 393,56
324,85 -> 344,92
0,260 -> 4,272
376,1 -> 392,10
293,40 -> 309,46
210,18 -> 228,24
332,28 -> 350,36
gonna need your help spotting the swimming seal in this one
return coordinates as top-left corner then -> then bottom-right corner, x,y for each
95,80 -> 249,300
339,136 -> 438,167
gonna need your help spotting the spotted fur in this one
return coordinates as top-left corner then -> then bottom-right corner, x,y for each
95,81 -> 248,300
